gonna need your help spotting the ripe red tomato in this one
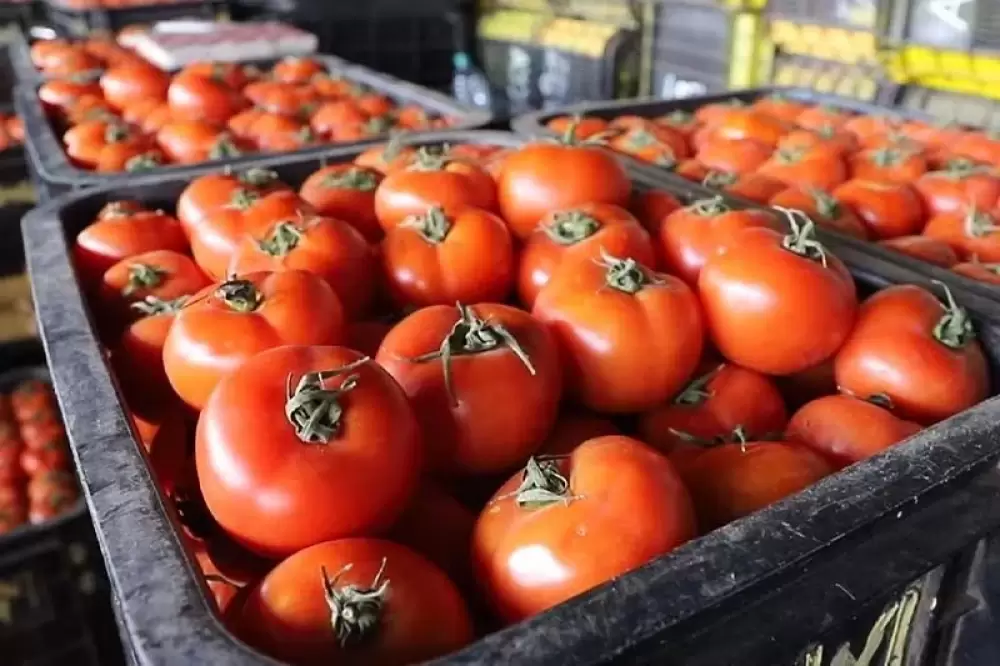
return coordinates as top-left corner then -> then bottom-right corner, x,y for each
100,62 -> 170,110
915,160 -> 1000,217
533,252 -> 703,413
271,56 -> 326,84
299,164 -> 383,243
64,119 -> 158,172
546,115 -> 610,140
609,125 -> 690,166
163,272 -> 346,411
656,110 -> 701,137
197,346 -> 420,557
156,121 -> 249,166
129,409 -> 190,497
96,250 -> 210,334
20,438 -> 70,476
228,214 -> 376,318
28,479 -> 79,524
711,109 -> 790,147
786,395 -> 921,469
176,168 -> 289,236
658,197 -> 778,285
703,171 -> 787,205
354,140 -> 418,175
518,203 -> 654,308
309,99 -> 369,137
778,126 -> 858,157
698,216 -> 857,375
768,186 -> 868,239
472,436 -> 696,623
115,298 -> 188,420
878,236 -> 959,267
168,71 -> 249,125
850,147 -> 927,184
757,146 -> 848,192
953,131 -> 1000,168
678,437 -> 832,529
380,207 -> 514,308
924,207 -> 1000,261
953,260 -> 1000,284
39,78 -> 104,114
795,106 -> 851,132
638,363 -> 788,465
834,284 -> 990,425
18,418 -> 64,452
674,158 -> 712,183
832,179 -> 926,240
696,138 -> 773,175
751,95 -> 808,123
497,139 -> 631,239
374,152 -> 497,232
73,208 -> 189,291
239,538 -> 472,666
376,303 -> 561,475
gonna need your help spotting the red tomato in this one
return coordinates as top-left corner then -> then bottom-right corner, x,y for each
517,203 -> 654,308
924,207 -> 1000,261
657,197 -> 779,285
953,131 -> 1000,168
546,115 -> 610,140
832,179 -> 926,240
638,363 -> 788,465
239,538 -> 472,666
609,125 -> 690,166
20,439 -> 70,476
768,186 -> 868,239
497,139 -> 631,239
39,78 -> 103,114
674,158 -> 712,183
533,253 -> 703,413
850,147 -> 927,184
953,260 -> 1000,284
834,284 -> 990,425
376,303 -> 561,475
168,71 -> 249,125
100,62 -> 170,111
757,146 -> 848,192
380,207 -> 515,308
197,346 -> 420,557
878,236 -> 959,267
696,138 -> 773,175
354,140 -> 418,175
130,411 -> 189,497
298,164 -> 383,243
796,106 -> 851,131
73,208 -> 189,291
703,171 -> 787,205
752,95 -> 808,123
156,121 -> 249,166
786,395 -> 921,469
711,109 -> 790,147
228,214 -> 376,318
176,168 -> 289,236
64,120 -> 158,172
655,110 -> 700,137
114,297 -> 188,421
272,56 -> 326,84
915,160 -> 1000,217
163,272 -> 346,411
374,152 -> 498,232
18,419 -> 64,452
678,437 -> 832,529
697,215 -> 857,375
778,126 -> 858,157
472,436 -> 696,623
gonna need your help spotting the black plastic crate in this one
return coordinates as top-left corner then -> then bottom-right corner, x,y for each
889,0 -> 1000,52
21,128 -> 1000,666
43,0 -> 229,37
14,53 -> 491,201
650,0 -> 734,99
931,535 -> 1000,665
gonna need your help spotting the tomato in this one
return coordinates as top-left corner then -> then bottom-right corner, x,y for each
100,63 -> 170,110
546,115 -> 610,140
124,99 -> 175,134
751,95 -> 808,124
915,160 -> 1000,217
878,236 -> 959,267
775,360 -> 838,410
629,189 -> 683,237
163,272 -> 346,411
64,120 -> 158,172
354,140 -> 418,175
638,363 -> 788,465
537,412 -> 619,456
156,121 -> 249,165
73,208 -> 188,291
376,303 -> 560,474
953,260 -> 1000,285
0,445 -> 22,485
769,186 -> 868,239
39,78 -> 103,114
176,168 -> 289,236
696,138 -> 773,175
712,109 -> 790,147
394,105 -> 434,131
472,436 -> 695,622
850,147 -> 927,184
20,439 -> 70,476
698,216 -> 857,375
190,189 -> 313,280
272,55 -> 326,84
197,345 -> 420,556
497,139 -> 631,239
758,146 -> 848,192
298,164 -> 383,243
355,93 -> 395,118
924,207 -> 1000,261
309,99 -> 368,137
678,436 -> 832,529
115,298 -> 187,420
380,206 -> 514,307
953,131 -> 1000,168
831,179 -> 925,240
240,538 -> 471,666
253,115 -> 317,152
10,380 -> 56,424
786,395 -> 921,469
842,114 -> 898,144
518,203 -> 654,307
694,100 -> 747,127
702,171 -> 787,205
96,250 -> 210,334
610,125 -> 690,166
168,71 -> 249,125
778,126 -> 858,157
834,284 -> 990,424
657,197 -> 778,285
533,252 -> 703,412
655,110 -> 700,137
795,105 -> 851,131
228,214 -> 376,317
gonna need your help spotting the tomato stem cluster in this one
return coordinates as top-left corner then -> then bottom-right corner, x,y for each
130,295 -> 188,317
702,171 -> 739,189
122,262 -> 166,296
402,207 -> 453,244
217,278 -> 263,313
510,457 -> 573,509
542,210 -> 600,245
598,250 -> 662,294
673,365 -> 723,406
321,167 -> 379,192
776,208 -> 830,268
687,196 -> 730,218
238,168 -> 279,188
257,221 -> 304,256
962,207 -> 1000,239
931,281 -> 974,350
321,558 -> 390,647
284,356 -> 370,444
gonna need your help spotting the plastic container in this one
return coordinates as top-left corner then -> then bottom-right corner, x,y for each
22,128 -> 1000,666
931,536 -> 1000,666
14,53 -> 492,201
43,0 -> 229,37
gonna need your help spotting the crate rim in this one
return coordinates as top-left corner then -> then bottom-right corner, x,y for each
22,128 -> 1000,665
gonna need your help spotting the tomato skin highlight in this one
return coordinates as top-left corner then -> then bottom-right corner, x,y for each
786,395 -> 922,469
239,538 -> 473,666
472,436 -> 696,623
533,254 -> 704,413
376,303 -> 562,475
834,284 -> 990,425
196,347 -> 422,558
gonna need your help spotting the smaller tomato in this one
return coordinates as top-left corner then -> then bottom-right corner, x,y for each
115,297 -> 189,421
915,159 -> 1000,217
156,121 -> 249,165
786,395 -> 921,469
850,147 -> 927,184
168,71 -> 249,125
758,146 -> 848,192
674,158 -> 711,182
832,179 -> 926,240
176,168 -> 290,235
100,62 -> 170,111
924,207 -> 1000,261
702,171 -> 787,205
272,56 -> 326,84
298,164 -> 383,243
39,77 -> 103,113
778,125 -> 858,156
546,115 -> 610,141
655,110 -> 700,136
354,139 -> 418,175
711,109 -> 790,147
768,186 -> 868,239
609,125 -> 690,166
878,236 -> 959,267
696,138 -> 773,175
795,105 -> 852,131
752,95 -> 808,124
309,99 -> 368,137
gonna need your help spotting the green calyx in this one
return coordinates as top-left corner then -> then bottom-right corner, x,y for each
776,207 -> 830,268
130,295 -> 188,317
321,167 -> 379,192
702,171 -> 739,189
673,365 -> 723,406
963,207 -> 1000,239
238,168 -> 279,188
104,124 -> 131,144
216,278 -> 262,313
510,456 -> 574,509
598,250 -> 663,294
401,207 -> 453,244
686,195 -> 731,217
125,152 -> 162,172
257,221 -> 304,257
122,263 -> 166,296
321,558 -> 390,647
228,188 -> 261,211
542,210 -> 601,245
931,280 -> 975,350
809,188 -> 843,220
209,135 -> 243,160
285,356 -> 369,444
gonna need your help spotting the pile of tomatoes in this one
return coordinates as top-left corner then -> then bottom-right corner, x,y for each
0,378 -> 79,534
33,38 -> 453,173
70,133 -> 992,665
549,97 -> 1000,286
0,113 -> 24,153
